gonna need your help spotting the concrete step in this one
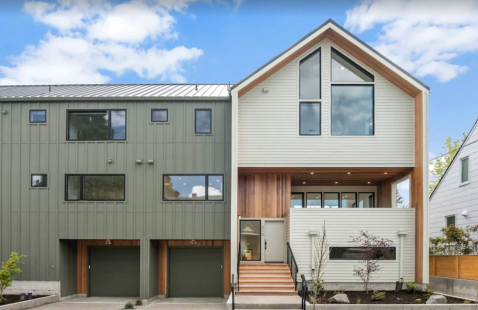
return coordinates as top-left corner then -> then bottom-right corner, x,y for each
240,263 -> 288,266
240,271 -> 291,276
239,280 -> 295,286
234,295 -> 302,309
236,291 -> 298,296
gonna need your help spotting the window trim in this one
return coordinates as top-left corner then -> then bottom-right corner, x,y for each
340,192 -> 357,208
305,192 -> 322,208
445,214 -> 456,227
460,157 -> 470,186
151,108 -> 169,123
330,84 -> 375,136
329,246 -> 396,261
358,192 -> 375,208
29,109 -> 47,124
66,109 -> 127,141
323,192 -> 340,208
331,47 -> 374,82
31,174 -> 48,188
194,108 -> 213,135
299,102 -> 321,136
291,192 -> 305,208
65,174 -> 126,202
162,174 -> 225,202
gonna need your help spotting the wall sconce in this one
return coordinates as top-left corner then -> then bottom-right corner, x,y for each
147,159 -> 154,165
135,159 -> 143,164
107,159 -> 113,164
262,87 -> 269,93
462,210 -> 469,217
1,110 -> 7,115
189,240 -> 198,245
105,239 -> 112,245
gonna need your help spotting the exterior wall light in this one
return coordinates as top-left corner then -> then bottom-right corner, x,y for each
1,110 -> 7,115
147,159 -> 154,165
136,159 -> 143,164
107,159 -> 113,164
262,87 -> 269,93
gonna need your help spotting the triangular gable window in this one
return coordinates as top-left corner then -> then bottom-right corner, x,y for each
331,47 -> 374,82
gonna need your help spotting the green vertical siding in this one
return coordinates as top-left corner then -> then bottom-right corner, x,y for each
0,100 -> 231,291
59,240 -> 77,297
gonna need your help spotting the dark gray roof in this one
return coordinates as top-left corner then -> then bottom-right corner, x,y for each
231,19 -> 430,92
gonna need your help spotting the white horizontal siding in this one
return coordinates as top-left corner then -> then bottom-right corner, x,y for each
430,122 -> 478,237
238,39 -> 415,167
289,208 -> 415,284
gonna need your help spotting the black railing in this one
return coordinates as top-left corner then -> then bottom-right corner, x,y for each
286,242 -> 299,290
237,241 -> 241,291
231,274 -> 235,310
301,274 -> 308,310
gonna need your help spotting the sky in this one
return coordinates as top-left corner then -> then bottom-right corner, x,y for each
1,0 -> 478,204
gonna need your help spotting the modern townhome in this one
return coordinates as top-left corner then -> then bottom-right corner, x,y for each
429,119 -> 478,237
0,19 -> 429,300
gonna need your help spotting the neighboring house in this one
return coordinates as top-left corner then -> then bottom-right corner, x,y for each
0,19 -> 429,299
429,119 -> 478,237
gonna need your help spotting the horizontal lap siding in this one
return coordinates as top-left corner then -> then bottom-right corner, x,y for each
429,123 -> 478,237
238,39 -> 415,167
289,209 -> 415,283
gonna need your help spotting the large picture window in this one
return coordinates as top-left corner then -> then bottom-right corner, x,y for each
163,175 -> 224,201
65,174 -> 125,201
330,247 -> 396,260
67,110 -> 126,141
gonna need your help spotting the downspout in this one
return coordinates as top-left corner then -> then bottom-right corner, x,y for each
396,231 -> 408,291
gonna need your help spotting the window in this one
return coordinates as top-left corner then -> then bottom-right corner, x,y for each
446,215 -> 455,227
65,175 -> 125,201
151,109 -> 168,122
291,193 -> 304,208
67,110 -> 126,141
461,157 -> 469,184
300,103 -> 321,135
163,175 -> 224,201
299,49 -> 321,99
31,174 -> 47,187
358,193 -> 375,208
330,247 -> 396,260
341,193 -> 357,208
331,48 -> 374,136
306,193 -> 322,208
324,193 -> 339,208
30,110 -> 46,123
195,109 -> 212,134
240,220 -> 261,261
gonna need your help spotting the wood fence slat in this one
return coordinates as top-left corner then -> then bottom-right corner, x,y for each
430,255 -> 478,280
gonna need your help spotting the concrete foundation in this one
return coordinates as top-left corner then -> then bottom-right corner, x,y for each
429,276 -> 478,300
0,295 -> 59,310
306,304 -> 477,309
300,281 -> 397,292
3,281 -> 60,296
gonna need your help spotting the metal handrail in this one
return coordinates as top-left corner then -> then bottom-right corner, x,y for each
231,274 -> 235,310
237,241 -> 241,291
286,242 -> 299,290
301,274 -> 308,310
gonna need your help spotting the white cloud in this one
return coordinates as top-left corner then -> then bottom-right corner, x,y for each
188,185 -> 222,198
345,0 -> 478,82
1,0 -> 205,85
232,0 -> 244,11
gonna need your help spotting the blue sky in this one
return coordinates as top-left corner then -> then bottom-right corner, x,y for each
1,0 -> 478,204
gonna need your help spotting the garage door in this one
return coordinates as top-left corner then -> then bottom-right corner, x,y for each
169,248 -> 222,297
89,247 -> 140,297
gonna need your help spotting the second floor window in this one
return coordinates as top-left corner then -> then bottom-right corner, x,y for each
195,109 -> 212,134
461,157 -> 469,184
67,110 -> 126,141
66,174 -> 125,201
163,174 -> 224,201
299,48 -> 321,136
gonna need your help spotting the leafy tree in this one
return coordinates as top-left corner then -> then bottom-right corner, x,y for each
396,190 -> 409,208
429,132 -> 467,195
429,225 -> 478,255
309,223 -> 329,308
0,252 -> 26,304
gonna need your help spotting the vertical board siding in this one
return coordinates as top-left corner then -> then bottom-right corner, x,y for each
289,208 -> 415,283
429,122 -> 478,237
238,39 -> 415,167
0,100 -> 231,287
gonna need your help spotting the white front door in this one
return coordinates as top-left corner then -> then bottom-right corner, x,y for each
264,221 -> 284,263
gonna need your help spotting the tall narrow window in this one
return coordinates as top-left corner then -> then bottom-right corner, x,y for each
299,49 -> 321,99
461,157 -> 469,184
300,103 -> 321,135
195,109 -> 212,134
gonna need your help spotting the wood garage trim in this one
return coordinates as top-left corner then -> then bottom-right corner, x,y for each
158,240 -> 231,296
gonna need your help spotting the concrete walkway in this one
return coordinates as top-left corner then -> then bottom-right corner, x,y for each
31,297 -> 227,310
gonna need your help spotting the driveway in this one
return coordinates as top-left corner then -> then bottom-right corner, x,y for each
31,297 -> 227,310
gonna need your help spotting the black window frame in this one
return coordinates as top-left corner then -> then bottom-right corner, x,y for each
446,215 -> 456,227
323,192 -> 340,208
329,246 -> 396,260
240,219 -> 262,262
29,109 -> 47,123
291,192 -> 305,208
358,192 -> 375,208
66,109 -> 127,141
299,102 -> 321,136
194,108 -> 212,135
31,174 -> 48,188
306,192 -> 322,208
65,174 -> 126,202
151,109 -> 169,123
162,174 -> 225,202
331,47 -> 374,82
340,192 -> 357,208
299,47 -> 321,100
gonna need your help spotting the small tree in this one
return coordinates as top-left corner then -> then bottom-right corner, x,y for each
0,252 -> 26,303
309,223 -> 330,308
350,232 -> 393,293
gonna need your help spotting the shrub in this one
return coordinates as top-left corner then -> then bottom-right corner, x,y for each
405,282 -> 419,293
371,290 -> 385,301
416,299 -> 421,304
429,224 -> 478,255
356,298 -> 361,304
464,300 -> 471,304
0,252 -> 27,303
333,290 -> 344,295
135,299 -> 143,306
424,288 -> 434,299
124,302 -> 134,309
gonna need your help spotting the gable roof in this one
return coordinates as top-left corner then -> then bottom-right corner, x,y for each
430,118 -> 478,200
231,19 -> 430,98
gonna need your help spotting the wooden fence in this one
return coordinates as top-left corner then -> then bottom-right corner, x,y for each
430,255 -> 478,280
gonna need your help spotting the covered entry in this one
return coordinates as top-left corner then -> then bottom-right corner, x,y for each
169,248 -> 223,297
88,246 -> 140,297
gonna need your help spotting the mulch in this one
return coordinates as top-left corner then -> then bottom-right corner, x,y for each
306,290 -> 470,304
0,295 -> 47,306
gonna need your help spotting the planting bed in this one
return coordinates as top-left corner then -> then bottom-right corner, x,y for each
0,295 -> 47,306
306,291 -> 470,304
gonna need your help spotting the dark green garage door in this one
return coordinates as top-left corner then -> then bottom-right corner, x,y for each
169,248 -> 222,297
89,247 -> 140,297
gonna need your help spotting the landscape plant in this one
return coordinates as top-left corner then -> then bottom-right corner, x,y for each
405,282 -> 419,294
371,290 -> 385,301
429,224 -> 478,255
135,299 -> 143,306
350,231 -> 393,293
0,252 -> 26,304
124,301 -> 134,309
309,223 -> 329,308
